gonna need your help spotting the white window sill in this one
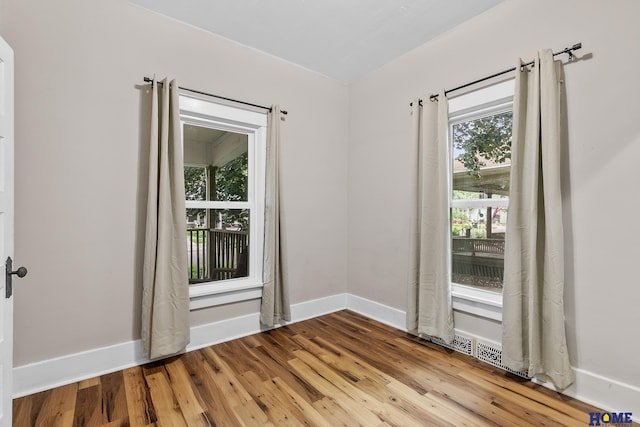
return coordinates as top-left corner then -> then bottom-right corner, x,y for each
189,280 -> 263,310
451,283 -> 503,322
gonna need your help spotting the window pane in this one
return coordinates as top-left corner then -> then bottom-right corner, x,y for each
184,166 -> 207,200
451,207 -> 507,292
183,124 -> 248,202
452,112 -> 512,200
186,208 -> 250,283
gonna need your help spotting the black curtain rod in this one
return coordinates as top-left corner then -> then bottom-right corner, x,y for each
418,43 -> 582,104
143,77 -> 288,115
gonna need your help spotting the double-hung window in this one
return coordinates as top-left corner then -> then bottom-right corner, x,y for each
180,94 -> 267,309
448,80 -> 514,319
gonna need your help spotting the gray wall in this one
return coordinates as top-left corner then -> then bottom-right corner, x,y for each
348,0 -> 640,389
1,0 -> 348,366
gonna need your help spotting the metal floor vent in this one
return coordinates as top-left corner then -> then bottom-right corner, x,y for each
430,334 -> 473,356
428,334 -> 530,379
475,341 -> 531,379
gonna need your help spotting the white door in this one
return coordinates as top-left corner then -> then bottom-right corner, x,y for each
0,36 -> 15,427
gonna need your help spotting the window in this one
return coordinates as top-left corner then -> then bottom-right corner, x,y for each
180,94 -> 267,309
448,80 -> 514,319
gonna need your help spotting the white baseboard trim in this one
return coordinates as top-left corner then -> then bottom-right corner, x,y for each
187,312 -> 262,353
13,311 -> 266,399
191,293 -> 350,354
346,294 -> 406,330
534,369 -> 640,423
291,293 -> 348,323
13,293 -> 349,398
13,292 -> 640,423
13,339 -> 146,399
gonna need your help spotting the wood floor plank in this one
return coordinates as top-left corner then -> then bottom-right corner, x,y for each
290,334 -> 460,426
292,334 -> 391,386
33,383 -> 78,427
100,419 -> 130,427
181,350 -> 242,426
296,316 -> 434,384
77,378 -> 100,391
293,347 -> 461,427
13,310 -> 623,427
122,366 -> 156,427
231,392 -> 275,427
287,357 -> 386,427
145,371 -> 188,427
236,370 -> 295,426
466,365 -> 587,421
100,372 -> 128,423
200,347 -> 253,407
267,376 -> 332,427
358,341 -> 526,425
311,396 -> 365,427
457,369 -> 583,426
400,367 -> 535,426
386,379 -> 491,427
220,336 -> 323,402
259,377 -> 319,427
163,358 -> 211,427
299,338 -> 487,425
240,334 -> 325,404
72,384 -> 103,427
13,394 -> 38,427
215,339 -> 270,380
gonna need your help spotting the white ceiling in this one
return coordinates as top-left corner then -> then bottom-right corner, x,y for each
130,0 -> 505,82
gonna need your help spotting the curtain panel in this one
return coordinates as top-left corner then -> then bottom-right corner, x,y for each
260,106 -> 291,327
406,94 -> 455,344
141,78 -> 190,360
502,50 -> 573,389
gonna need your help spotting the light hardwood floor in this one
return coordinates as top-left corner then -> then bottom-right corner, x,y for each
12,310 -> 630,426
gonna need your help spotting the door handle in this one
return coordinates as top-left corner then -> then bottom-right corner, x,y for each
5,257 -> 27,298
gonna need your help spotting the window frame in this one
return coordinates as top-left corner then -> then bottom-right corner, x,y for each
447,79 -> 514,321
179,93 -> 267,310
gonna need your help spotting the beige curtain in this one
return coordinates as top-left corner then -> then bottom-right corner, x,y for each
260,106 -> 291,327
406,94 -> 455,343
141,77 -> 190,359
502,50 -> 572,389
